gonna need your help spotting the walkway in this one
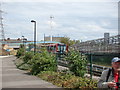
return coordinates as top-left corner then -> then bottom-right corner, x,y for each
0,56 -> 2,89
1,56 -> 59,88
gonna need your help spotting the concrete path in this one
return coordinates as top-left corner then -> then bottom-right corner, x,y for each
1,56 -> 59,88
0,56 -> 3,90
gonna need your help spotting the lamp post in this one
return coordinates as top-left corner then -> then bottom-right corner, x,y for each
22,36 -> 24,46
50,15 -> 54,41
31,20 -> 36,54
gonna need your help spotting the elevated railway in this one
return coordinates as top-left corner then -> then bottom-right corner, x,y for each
58,35 -> 120,77
73,35 -> 120,54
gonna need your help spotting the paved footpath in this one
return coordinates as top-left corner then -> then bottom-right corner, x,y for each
1,56 -> 59,89
0,56 -> 2,89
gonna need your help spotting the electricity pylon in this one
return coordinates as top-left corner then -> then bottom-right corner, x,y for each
0,2 -> 5,41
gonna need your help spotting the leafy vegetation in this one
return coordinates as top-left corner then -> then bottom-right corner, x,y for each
15,48 -> 57,75
60,37 -> 80,46
15,46 -> 97,88
26,44 -> 34,51
23,52 -> 34,63
14,56 -> 29,70
29,49 -> 57,75
65,49 -> 87,77
38,71 -> 97,88
16,47 -> 25,58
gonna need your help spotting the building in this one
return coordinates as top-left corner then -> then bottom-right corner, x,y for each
0,44 -> 17,56
104,33 -> 110,44
44,36 -> 64,42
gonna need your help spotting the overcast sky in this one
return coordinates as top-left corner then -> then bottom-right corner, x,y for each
1,0 -> 119,41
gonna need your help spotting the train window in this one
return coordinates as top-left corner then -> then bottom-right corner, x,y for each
54,46 -> 56,51
46,44 -> 68,53
64,46 -> 66,51
50,47 -> 52,51
61,46 -> 64,51
58,45 -> 61,51
51,46 -> 54,51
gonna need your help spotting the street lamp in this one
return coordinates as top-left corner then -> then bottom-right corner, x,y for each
22,36 -> 24,46
31,20 -> 36,54
50,15 -> 54,41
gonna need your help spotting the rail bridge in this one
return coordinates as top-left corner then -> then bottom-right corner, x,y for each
72,35 -> 120,78
73,35 -> 120,55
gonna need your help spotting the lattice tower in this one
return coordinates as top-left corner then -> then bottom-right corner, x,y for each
0,3 -> 5,41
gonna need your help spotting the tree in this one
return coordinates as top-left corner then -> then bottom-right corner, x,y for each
60,37 -> 70,45
60,37 -> 80,46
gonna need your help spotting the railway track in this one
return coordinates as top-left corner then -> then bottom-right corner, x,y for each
87,64 -> 110,76
58,60 -> 110,77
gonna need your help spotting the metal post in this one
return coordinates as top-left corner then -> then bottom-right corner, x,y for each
90,53 -> 92,79
117,13 -> 120,55
22,36 -> 24,46
50,15 -> 54,41
44,33 -> 45,45
56,52 -> 58,71
31,20 -> 36,55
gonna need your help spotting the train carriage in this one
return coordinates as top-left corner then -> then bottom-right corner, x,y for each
47,43 -> 68,54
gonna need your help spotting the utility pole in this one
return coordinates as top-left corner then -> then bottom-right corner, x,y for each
118,2 -> 120,54
50,15 -> 54,41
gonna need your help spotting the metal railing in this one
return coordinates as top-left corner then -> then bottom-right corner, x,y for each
57,59 -> 109,77
73,35 -> 120,54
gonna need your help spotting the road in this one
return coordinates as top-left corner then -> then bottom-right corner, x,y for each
1,56 -> 59,89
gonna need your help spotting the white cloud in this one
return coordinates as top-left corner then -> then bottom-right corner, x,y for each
1,1 -> 118,41
101,20 -> 111,27
2,0 -> 120,2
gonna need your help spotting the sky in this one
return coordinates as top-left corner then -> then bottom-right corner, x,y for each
1,0 -> 120,41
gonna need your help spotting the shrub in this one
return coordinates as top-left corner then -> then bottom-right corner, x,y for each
38,71 -> 97,88
30,49 -> 57,75
15,56 -> 24,68
65,49 -> 87,77
23,52 -> 34,63
15,50 -> 33,70
16,47 -> 25,58
62,76 -> 97,88
14,56 -> 31,70
38,71 -> 73,87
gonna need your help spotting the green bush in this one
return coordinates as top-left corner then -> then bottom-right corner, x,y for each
38,71 -> 73,87
14,56 -> 31,70
23,52 -> 34,63
15,51 -> 34,70
38,71 -> 97,88
15,56 -> 24,68
65,49 -> 87,77
16,47 -> 25,58
30,49 -> 57,75
62,76 -> 97,88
